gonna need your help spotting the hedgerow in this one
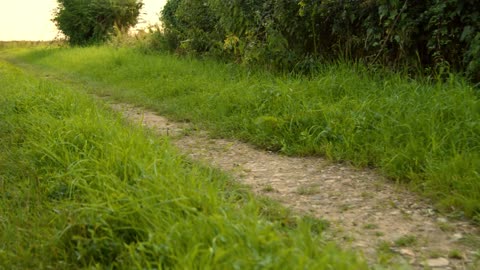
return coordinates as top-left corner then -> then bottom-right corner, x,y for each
159,0 -> 479,81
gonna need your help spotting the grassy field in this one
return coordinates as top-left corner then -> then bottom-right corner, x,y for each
0,60 -> 368,269
4,45 -> 478,222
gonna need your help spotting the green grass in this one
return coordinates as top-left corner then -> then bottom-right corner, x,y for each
0,60 -> 367,269
2,45 -> 479,221
393,235 -> 418,247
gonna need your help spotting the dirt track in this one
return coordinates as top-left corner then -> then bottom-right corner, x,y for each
109,102 -> 478,269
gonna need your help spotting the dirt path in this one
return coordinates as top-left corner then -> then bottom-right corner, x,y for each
109,102 -> 478,269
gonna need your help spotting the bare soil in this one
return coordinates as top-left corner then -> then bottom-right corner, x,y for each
109,102 -> 479,269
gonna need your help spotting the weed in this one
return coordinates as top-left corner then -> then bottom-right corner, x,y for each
428,250 -> 444,259
360,191 -> 374,199
261,185 -> 275,193
378,241 -> 393,253
339,204 -> 352,212
459,234 -> 480,249
438,222 -> 455,232
448,249 -> 464,260
296,185 -> 320,195
394,235 -> 418,247
363,223 -> 379,230
376,241 -> 396,265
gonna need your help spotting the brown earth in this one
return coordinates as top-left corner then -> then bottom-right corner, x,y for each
109,102 -> 479,269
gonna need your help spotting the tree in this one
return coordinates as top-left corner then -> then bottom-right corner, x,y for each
53,0 -> 143,45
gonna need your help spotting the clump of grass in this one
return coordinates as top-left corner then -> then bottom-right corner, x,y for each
448,249 -> 464,260
438,222 -> 455,232
0,61 -> 367,269
296,185 -> 321,195
363,223 -> 379,230
375,241 -> 396,265
261,184 -> 275,192
394,235 -> 418,247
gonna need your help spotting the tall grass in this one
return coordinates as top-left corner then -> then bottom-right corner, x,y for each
0,60 -> 366,269
5,46 -> 480,221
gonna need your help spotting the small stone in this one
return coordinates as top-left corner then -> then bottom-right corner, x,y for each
437,217 -> 448,223
424,257 -> 449,268
426,208 -> 435,216
399,248 -> 415,257
452,233 -> 463,241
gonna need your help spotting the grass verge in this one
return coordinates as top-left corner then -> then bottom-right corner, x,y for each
0,60 -> 366,269
2,45 -> 480,221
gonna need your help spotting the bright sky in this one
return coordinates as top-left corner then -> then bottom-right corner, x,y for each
0,0 -> 167,41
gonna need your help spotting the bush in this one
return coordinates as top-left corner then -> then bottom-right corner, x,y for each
53,0 -> 143,45
161,0 -> 222,54
158,0 -> 480,80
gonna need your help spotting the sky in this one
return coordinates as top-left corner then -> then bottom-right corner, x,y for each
0,0 -> 167,41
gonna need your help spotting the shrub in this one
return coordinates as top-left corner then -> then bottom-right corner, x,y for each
158,0 -> 479,80
160,0 -> 222,54
53,0 -> 143,45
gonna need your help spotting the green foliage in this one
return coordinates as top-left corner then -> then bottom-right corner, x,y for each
158,0 -> 480,80
53,0 -> 143,45
0,59 -> 367,268
422,0 -> 480,80
161,0 -> 222,54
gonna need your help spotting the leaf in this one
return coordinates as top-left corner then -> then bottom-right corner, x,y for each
461,26 -> 474,41
394,35 -> 401,44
